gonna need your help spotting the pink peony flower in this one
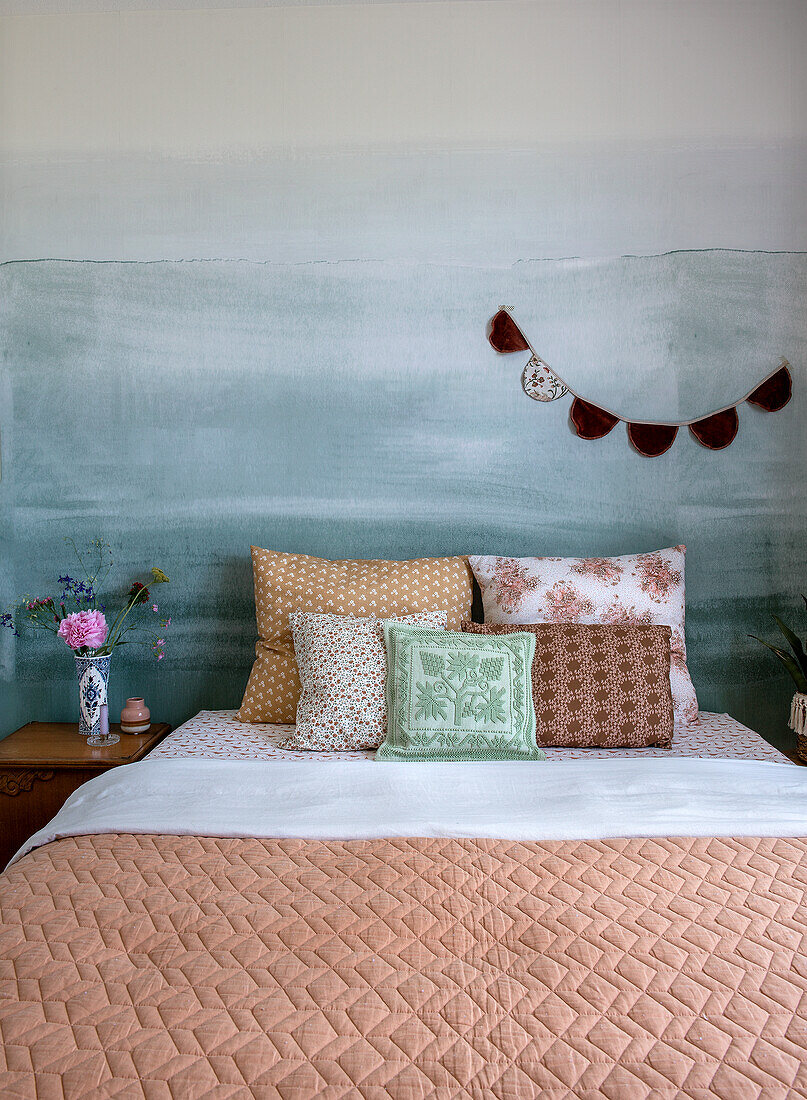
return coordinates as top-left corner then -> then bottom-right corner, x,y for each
57,609 -> 107,651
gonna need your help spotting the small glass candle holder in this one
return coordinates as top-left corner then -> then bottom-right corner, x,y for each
87,703 -> 120,747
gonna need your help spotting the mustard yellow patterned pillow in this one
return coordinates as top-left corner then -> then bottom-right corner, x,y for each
237,549 -> 474,724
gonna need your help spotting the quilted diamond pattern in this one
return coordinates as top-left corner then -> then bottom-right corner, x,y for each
1,833 -> 806,1098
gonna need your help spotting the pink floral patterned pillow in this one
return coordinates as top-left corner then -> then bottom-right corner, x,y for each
280,610 -> 448,751
469,546 -> 699,726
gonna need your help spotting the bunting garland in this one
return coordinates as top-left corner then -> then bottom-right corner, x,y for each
488,309 -> 793,457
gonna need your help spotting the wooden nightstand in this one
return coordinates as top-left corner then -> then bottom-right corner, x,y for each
0,721 -> 171,867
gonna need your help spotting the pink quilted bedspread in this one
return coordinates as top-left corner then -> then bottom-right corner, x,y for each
1,832 -> 806,1098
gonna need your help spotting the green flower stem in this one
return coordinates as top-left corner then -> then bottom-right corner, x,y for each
28,619 -> 59,634
101,570 -> 168,655
98,595 -> 142,655
99,579 -> 157,654
101,603 -> 131,650
102,586 -> 148,649
23,601 -> 61,633
65,535 -> 114,600
88,546 -> 114,593
65,537 -> 89,580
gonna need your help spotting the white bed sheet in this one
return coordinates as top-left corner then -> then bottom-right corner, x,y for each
12,754 -> 807,865
150,708 -> 792,763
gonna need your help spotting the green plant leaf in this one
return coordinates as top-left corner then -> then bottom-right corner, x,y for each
749,635 -> 807,692
772,615 -> 807,678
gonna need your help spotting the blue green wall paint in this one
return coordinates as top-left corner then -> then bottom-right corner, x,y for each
1,252 -> 804,747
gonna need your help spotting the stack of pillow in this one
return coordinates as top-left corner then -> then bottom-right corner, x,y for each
237,545 -> 697,761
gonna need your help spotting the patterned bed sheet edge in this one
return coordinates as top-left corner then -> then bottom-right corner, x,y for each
150,709 -> 792,763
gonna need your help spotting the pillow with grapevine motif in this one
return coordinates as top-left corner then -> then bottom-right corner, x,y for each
376,623 -> 545,762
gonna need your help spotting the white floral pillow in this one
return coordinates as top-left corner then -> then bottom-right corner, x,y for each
281,610 -> 448,751
469,546 -> 699,726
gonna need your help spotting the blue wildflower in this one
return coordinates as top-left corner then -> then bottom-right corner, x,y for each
0,613 -> 19,636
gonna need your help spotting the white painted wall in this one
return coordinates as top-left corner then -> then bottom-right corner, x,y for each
1,0 -> 805,259
2,0 -> 804,742
3,1 -> 805,154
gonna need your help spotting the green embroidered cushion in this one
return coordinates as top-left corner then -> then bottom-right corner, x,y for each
376,623 -> 545,762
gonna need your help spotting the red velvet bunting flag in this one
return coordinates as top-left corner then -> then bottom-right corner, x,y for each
746,364 -> 792,411
627,423 -> 679,457
689,408 -> 739,450
570,398 -> 620,440
488,310 -> 530,353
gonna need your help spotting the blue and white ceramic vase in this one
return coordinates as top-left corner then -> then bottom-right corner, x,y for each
74,654 -> 112,741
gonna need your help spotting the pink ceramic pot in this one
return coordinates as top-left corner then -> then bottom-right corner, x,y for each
120,697 -> 151,734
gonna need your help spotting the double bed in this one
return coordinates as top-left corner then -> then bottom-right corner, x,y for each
1,709 -> 805,1098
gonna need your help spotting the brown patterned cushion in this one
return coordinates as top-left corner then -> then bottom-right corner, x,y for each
462,621 -> 674,747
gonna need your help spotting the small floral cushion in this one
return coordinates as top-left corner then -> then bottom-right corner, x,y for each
280,610 -> 448,752
469,546 -> 699,726
376,623 -> 544,762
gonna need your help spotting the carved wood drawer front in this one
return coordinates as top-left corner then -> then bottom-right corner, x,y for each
0,769 -> 55,797
0,723 -> 170,868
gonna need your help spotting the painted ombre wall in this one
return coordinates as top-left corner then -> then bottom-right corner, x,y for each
1,0 -> 805,744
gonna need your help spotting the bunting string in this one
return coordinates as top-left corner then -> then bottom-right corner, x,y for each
488,309 -> 792,457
